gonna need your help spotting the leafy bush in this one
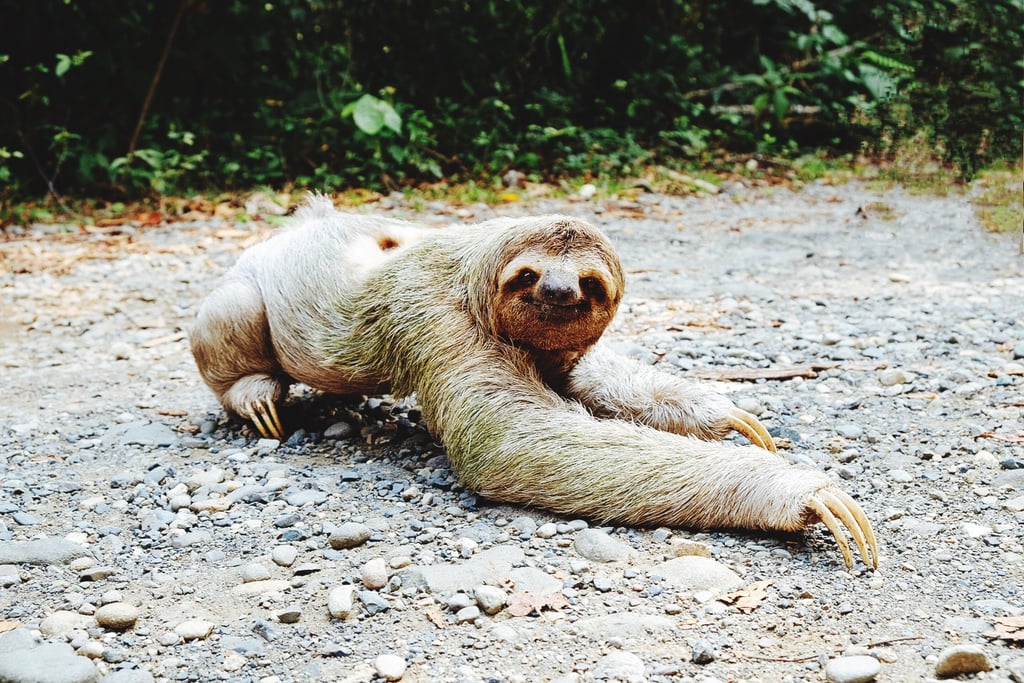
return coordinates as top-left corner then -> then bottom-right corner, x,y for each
1,0 -> 1019,198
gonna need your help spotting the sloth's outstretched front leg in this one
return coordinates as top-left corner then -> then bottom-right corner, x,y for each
566,343 -> 777,452
431,371 -> 877,568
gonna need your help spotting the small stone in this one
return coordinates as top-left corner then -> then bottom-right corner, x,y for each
591,650 -> 645,681
94,602 -> 140,630
324,422 -> 354,439
455,605 -> 481,624
933,644 -> 992,677
0,640 -> 99,683
271,545 -> 298,567
374,654 -> 407,681
358,590 -> 390,615
654,556 -> 743,593
328,585 -> 356,619
276,606 -> 302,623
328,522 -> 372,549
825,655 -> 881,683
536,523 -> 558,538
578,183 -> 597,199
174,619 -> 215,641
361,558 -> 388,589
878,369 -> 907,386
242,562 -> 272,582
39,610 -> 98,638
473,585 -> 508,615
836,424 -> 864,439
574,529 -> 634,562
670,539 -> 712,558
0,537 -> 90,565
691,639 -> 715,664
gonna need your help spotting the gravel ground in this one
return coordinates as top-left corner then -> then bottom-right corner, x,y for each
1,180 -> 1022,683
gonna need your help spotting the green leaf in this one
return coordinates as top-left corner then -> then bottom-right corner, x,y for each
55,53 -> 71,77
773,89 -> 789,122
349,94 -> 402,136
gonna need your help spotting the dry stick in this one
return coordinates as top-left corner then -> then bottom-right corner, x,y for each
127,0 -> 190,156
743,635 -> 924,663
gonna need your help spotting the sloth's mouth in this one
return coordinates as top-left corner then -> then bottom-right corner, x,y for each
523,297 -> 591,320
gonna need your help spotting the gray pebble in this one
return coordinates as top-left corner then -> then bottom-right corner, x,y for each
825,655 -> 881,683
653,556 -> 743,592
102,668 -> 156,683
324,421 -> 354,439
933,644 -> 992,676
328,522 -> 371,549
836,424 -> 863,439
0,640 -> 99,683
878,369 -> 907,386
536,523 -> 558,538
358,590 -> 390,615
574,529 -> 634,562
1013,343 -> 1024,360
0,538 -> 90,565
12,511 -> 40,525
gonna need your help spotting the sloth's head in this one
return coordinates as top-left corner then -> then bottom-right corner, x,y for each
488,217 -> 624,352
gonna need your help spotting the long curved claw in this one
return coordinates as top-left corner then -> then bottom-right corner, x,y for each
249,400 -> 284,441
727,407 -> 778,453
807,489 -> 878,570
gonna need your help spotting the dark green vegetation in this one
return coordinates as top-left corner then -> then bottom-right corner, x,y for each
2,0 -> 1020,199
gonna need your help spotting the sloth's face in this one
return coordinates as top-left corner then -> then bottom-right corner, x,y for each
494,232 -> 623,352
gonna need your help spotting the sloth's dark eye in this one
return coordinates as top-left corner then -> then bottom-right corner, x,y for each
515,269 -> 539,287
580,276 -> 606,301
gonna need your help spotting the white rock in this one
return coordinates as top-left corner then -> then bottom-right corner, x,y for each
271,545 -> 298,567
934,644 -> 992,676
374,654 -> 407,681
38,610 -> 97,638
328,585 -> 356,619
174,619 -> 215,641
361,558 -> 388,589
591,650 -> 645,682
473,585 -> 508,615
653,556 -> 743,593
242,562 -> 272,582
825,655 -> 881,683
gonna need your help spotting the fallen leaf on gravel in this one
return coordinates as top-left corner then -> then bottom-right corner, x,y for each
985,615 -> 1024,642
722,580 -> 773,613
0,620 -> 20,633
974,432 -> 1024,444
425,608 -> 447,629
507,591 -> 570,617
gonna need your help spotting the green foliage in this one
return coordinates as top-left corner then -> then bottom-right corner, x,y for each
0,0 -> 1019,198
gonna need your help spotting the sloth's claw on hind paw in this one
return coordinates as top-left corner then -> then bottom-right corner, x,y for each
807,488 -> 878,570
727,408 -> 778,453
248,400 -> 284,441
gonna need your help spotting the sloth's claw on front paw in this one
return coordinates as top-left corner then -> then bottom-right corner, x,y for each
727,408 -> 778,453
249,400 -> 284,441
807,489 -> 878,570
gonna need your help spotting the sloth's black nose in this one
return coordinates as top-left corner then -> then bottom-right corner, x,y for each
537,275 -> 581,305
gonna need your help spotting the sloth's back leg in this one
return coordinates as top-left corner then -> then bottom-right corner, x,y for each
190,278 -> 286,439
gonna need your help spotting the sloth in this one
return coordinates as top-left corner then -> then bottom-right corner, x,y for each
191,196 -> 877,569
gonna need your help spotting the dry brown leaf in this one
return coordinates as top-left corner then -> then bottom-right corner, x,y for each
424,608 -> 447,629
506,591 -> 570,617
722,579 -> 773,613
0,619 -> 21,634
985,615 -> 1024,642
974,432 -> 1024,444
